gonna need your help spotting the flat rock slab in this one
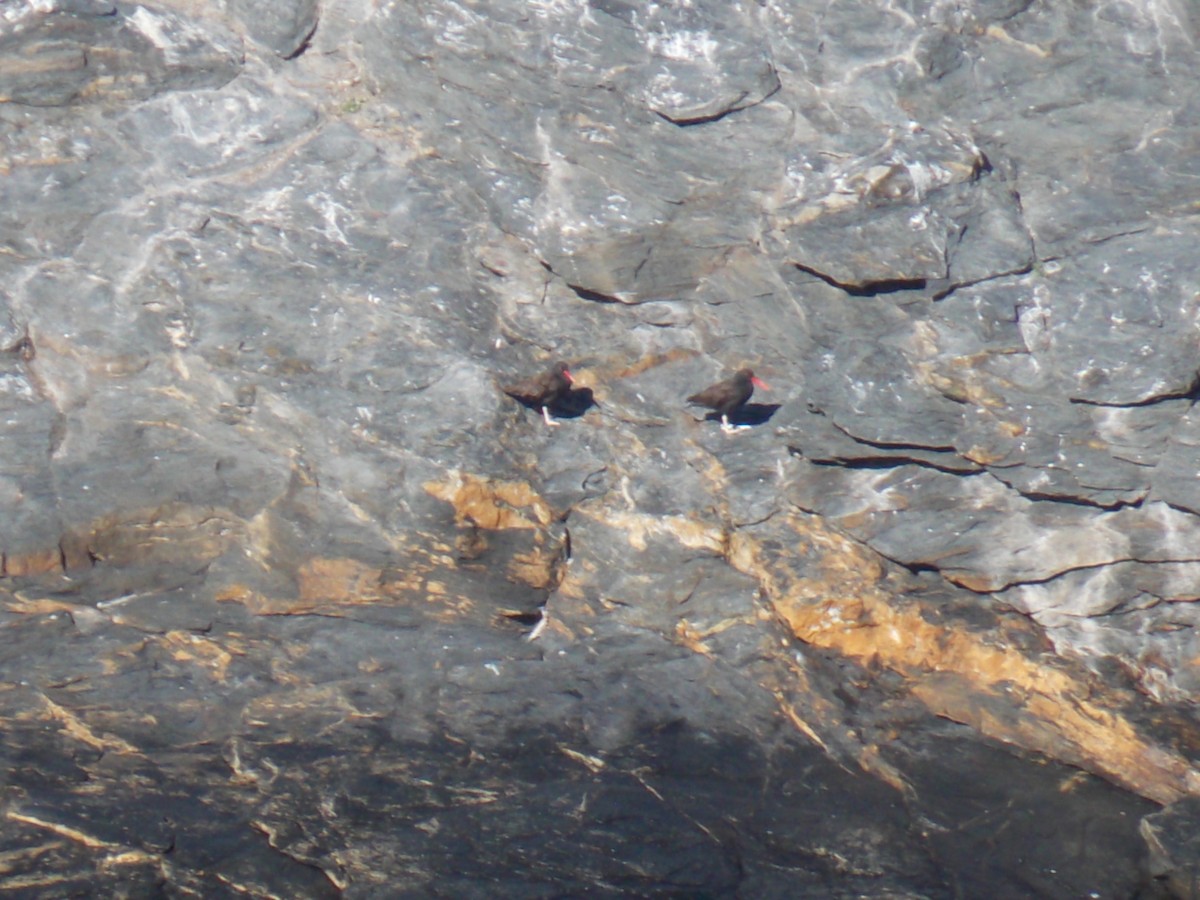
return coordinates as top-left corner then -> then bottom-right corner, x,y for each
2,0 -> 1200,895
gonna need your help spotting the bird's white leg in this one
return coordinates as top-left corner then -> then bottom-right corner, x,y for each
542,405 -> 561,427
526,605 -> 548,641
720,413 -> 737,434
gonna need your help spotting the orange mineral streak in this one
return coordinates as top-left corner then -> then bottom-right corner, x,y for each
576,348 -> 700,384
214,558 -> 387,616
218,539 -> 478,617
1,547 -> 64,578
22,695 -> 141,756
577,506 -> 726,554
3,595 -> 79,615
297,557 -> 383,607
3,503 -> 240,578
730,515 -> 1200,805
161,630 -> 236,682
507,547 -> 559,590
424,472 -> 553,530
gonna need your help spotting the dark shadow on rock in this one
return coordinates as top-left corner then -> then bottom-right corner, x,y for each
703,403 -> 780,427
548,386 -> 597,419
506,386 -> 596,420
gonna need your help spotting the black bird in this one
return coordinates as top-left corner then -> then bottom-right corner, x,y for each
687,368 -> 770,433
502,361 -> 575,427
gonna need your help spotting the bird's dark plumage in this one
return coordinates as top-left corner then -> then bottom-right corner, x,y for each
502,361 -> 574,426
687,368 -> 769,433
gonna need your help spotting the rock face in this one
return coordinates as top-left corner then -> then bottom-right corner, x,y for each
2,0 -> 1199,895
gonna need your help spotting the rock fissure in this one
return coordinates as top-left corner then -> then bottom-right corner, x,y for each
2,0 -> 1196,893
792,263 -> 930,297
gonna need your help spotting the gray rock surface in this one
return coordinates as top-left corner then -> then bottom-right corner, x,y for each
1142,795 -> 1200,900
2,0 -> 1200,894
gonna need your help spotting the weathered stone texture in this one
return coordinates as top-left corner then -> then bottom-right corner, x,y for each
2,0 -> 1199,895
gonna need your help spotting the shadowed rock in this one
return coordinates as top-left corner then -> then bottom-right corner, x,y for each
1,0 -> 1199,895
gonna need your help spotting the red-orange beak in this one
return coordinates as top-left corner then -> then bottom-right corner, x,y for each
563,369 -> 575,383
751,376 -> 770,390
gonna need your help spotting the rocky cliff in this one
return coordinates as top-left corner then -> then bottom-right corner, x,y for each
2,0 -> 1199,895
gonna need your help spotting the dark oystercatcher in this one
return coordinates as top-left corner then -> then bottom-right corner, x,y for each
502,361 -> 575,427
687,368 -> 770,434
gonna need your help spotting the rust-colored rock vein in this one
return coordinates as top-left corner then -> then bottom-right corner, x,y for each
728,513 -> 1200,805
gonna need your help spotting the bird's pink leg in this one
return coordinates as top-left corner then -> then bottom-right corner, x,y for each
542,406 -> 560,427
